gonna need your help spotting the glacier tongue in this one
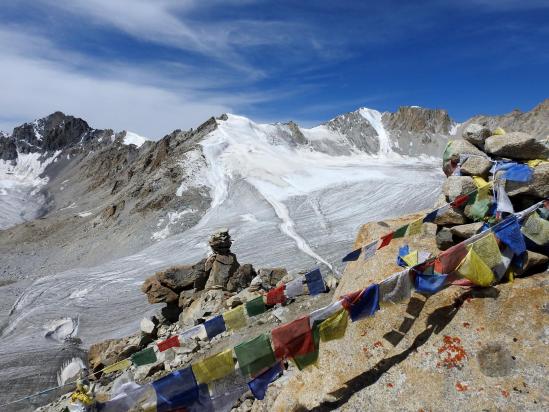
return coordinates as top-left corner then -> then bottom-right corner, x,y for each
358,108 -> 393,155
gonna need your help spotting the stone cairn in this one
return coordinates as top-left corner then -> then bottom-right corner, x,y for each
435,124 -> 549,274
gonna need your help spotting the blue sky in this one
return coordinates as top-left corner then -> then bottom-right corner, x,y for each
0,0 -> 548,138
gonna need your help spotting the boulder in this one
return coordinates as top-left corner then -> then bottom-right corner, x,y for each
436,227 -> 455,250
433,194 -> 467,226
204,252 -> 240,290
460,156 -> 493,177
88,334 -> 142,376
450,222 -> 483,239
462,123 -> 491,149
484,132 -> 549,160
522,250 -> 548,275
258,268 -> 288,287
141,277 -> 179,304
442,139 -> 487,176
504,162 -> 549,198
442,176 -> 476,201
178,289 -> 226,326
226,263 -> 256,292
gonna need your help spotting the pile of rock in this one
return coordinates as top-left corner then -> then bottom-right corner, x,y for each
435,124 -> 549,273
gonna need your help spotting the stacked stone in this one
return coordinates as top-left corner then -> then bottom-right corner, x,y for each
435,124 -> 549,273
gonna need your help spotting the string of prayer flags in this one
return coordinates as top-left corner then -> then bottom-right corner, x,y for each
393,224 -> 409,239
362,241 -> 378,260
378,232 -> 393,249
191,349 -> 236,384
157,335 -> 180,352
305,269 -> 326,295
343,284 -> 380,321
467,232 -> 502,268
103,359 -> 132,374
271,316 -> 315,360
456,248 -> 495,287
234,334 -> 276,377
493,245 -> 514,281
285,277 -> 305,298
246,296 -> 267,317
265,284 -> 286,306
131,347 -> 157,366
342,248 -> 362,262
309,300 -> 344,325
319,309 -> 348,342
521,211 -> 549,246
223,305 -> 247,331
152,368 -> 199,412
434,242 -> 468,274
379,269 -> 413,304
414,274 -> 448,294
493,215 -> 526,255
407,218 -> 423,236
248,362 -> 283,401
293,323 -> 320,370
204,315 -> 226,340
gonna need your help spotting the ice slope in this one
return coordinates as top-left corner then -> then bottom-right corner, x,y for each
0,114 -> 444,408
123,131 -> 149,148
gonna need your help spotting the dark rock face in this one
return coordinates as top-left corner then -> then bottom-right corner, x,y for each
0,135 -> 17,161
383,106 -> 452,134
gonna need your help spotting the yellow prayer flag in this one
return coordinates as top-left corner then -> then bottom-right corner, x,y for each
456,248 -> 495,287
492,127 -> 505,136
319,309 -> 348,342
103,359 -> 132,374
402,250 -> 418,267
467,232 -> 501,268
526,159 -> 544,168
223,304 -> 247,330
191,348 -> 235,384
406,219 -> 423,236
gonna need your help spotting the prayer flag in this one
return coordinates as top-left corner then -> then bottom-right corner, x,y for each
309,300 -> 344,326
362,241 -> 378,260
293,323 -> 320,370
414,274 -> 447,294
456,248 -> 495,287
495,181 -> 514,214
504,164 -> 533,182
305,269 -> 326,295
157,335 -> 180,352
265,285 -> 286,306
248,362 -> 283,401
319,309 -> 348,342
378,232 -> 393,249
379,269 -> 413,304
131,347 -> 157,366
192,349 -> 235,384
246,296 -> 267,317
285,277 -> 305,298
103,359 -> 131,374
423,209 -> 438,223
521,211 -> 549,246
402,250 -> 419,267
467,232 -> 502,268
343,284 -> 380,321
152,368 -> 199,412
393,224 -> 409,239
271,316 -> 315,360
451,194 -> 470,208
180,324 -> 207,341
493,245 -> 514,281
342,248 -> 361,262
204,315 -> 226,340
397,244 -> 409,267
493,216 -> 526,255
527,159 -> 545,168
223,305 -> 247,331
468,198 -> 491,221
434,242 -> 468,274
234,334 -> 276,377
407,219 -> 423,236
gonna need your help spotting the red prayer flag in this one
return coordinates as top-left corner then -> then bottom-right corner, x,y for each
434,243 -> 468,274
157,335 -> 180,352
378,232 -> 394,250
451,194 -> 469,208
271,316 -> 315,360
340,289 -> 362,311
265,285 -> 286,306
452,278 -> 475,287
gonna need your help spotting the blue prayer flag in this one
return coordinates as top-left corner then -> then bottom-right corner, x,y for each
414,274 -> 448,294
152,368 -> 199,412
188,385 -> 214,412
204,315 -> 226,340
493,216 -> 526,256
305,269 -> 326,295
342,248 -> 361,262
248,362 -> 283,400
397,245 -> 410,267
346,284 -> 380,322
503,164 -> 533,182
423,210 -> 438,223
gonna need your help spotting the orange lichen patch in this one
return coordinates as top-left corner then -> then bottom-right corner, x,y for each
437,336 -> 467,369
501,390 -> 510,398
374,341 -> 384,348
462,322 -> 470,328
475,326 -> 485,332
386,383 -> 394,388
455,382 -> 468,392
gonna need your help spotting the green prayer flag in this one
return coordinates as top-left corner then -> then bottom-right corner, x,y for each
246,296 -> 266,317
393,225 -> 409,239
234,334 -> 276,377
293,322 -> 320,370
131,347 -> 157,366
468,198 -> 491,221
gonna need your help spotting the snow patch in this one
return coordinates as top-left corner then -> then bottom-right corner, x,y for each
449,122 -> 460,136
151,209 -> 196,240
176,149 -> 208,196
358,108 -> 393,155
77,211 -> 92,217
123,131 -> 149,148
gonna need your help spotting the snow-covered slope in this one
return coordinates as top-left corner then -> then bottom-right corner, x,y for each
122,131 -> 149,148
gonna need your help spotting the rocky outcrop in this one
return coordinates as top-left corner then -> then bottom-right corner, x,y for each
484,132 -> 549,160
